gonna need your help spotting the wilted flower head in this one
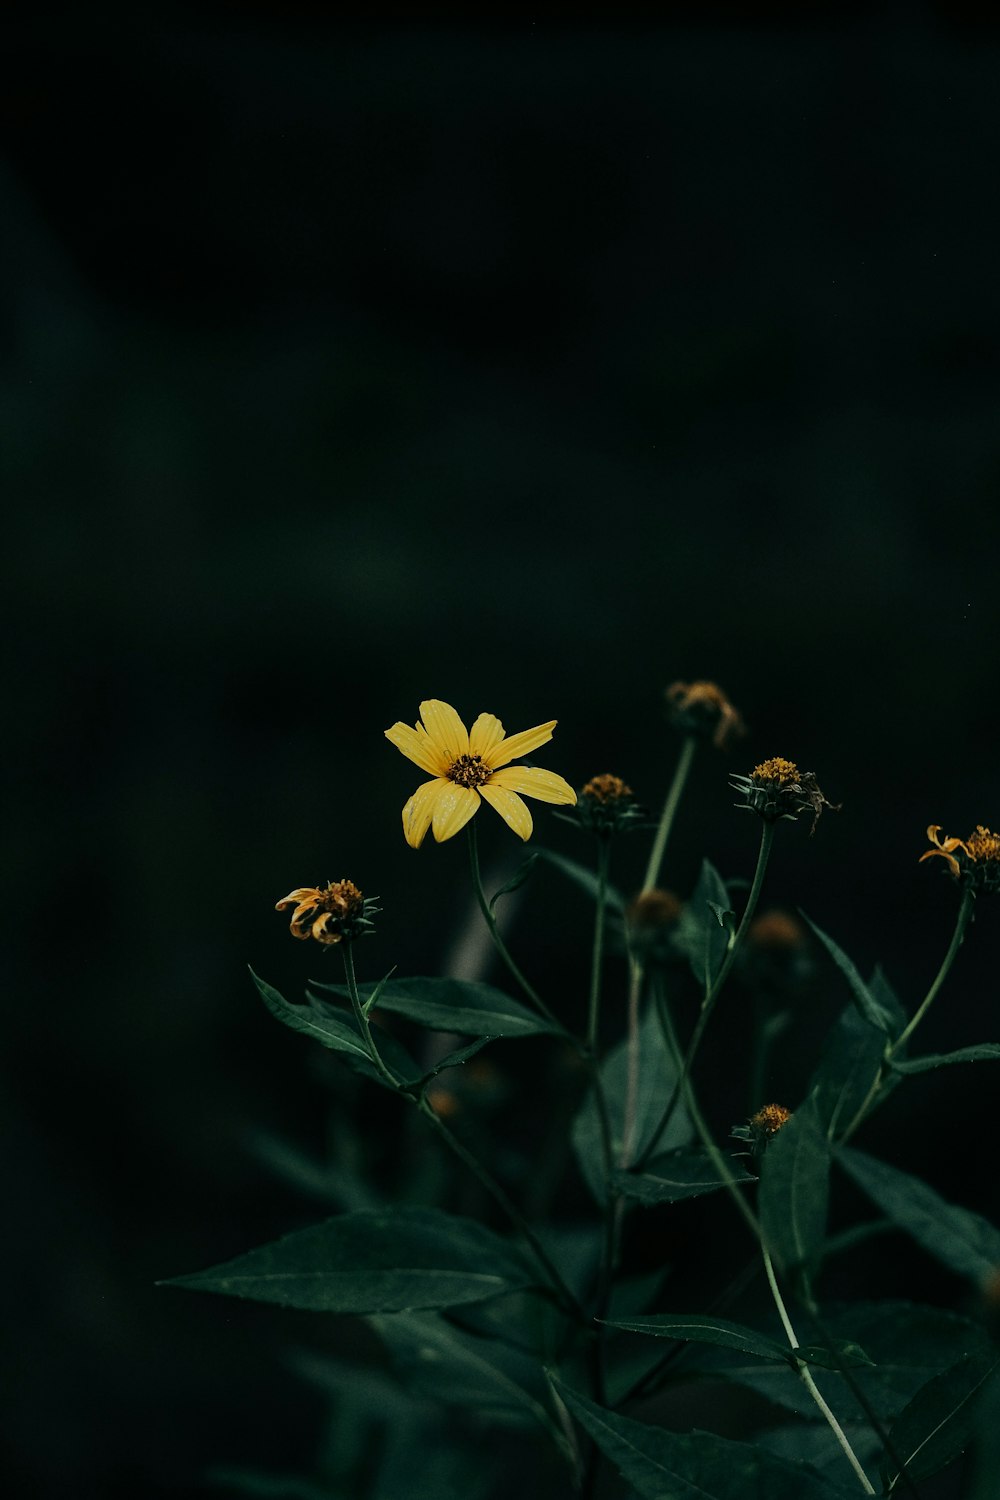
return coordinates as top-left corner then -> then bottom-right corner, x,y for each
628,887 -> 683,931
747,909 -> 807,952
920,823 -> 1000,896
275,880 -> 379,945
385,699 -> 576,847
666,680 -> 745,751
732,1102 -> 793,1158
574,774 -> 646,836
731,757 -> 838,835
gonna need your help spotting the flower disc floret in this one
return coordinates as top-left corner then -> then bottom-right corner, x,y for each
574,773 -> 645,836
732,1101 -> 793,1157
385,699 -> 577,847
731,756 -> 838,834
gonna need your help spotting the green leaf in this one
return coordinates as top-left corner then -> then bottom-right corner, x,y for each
362,966 -> 397,1017
615,1145 -> 754,1205
808,1000 -> 888,1139
675,860 -> 733,996
161,1207 -> 536,1313
601,1313 -> 791,1362
551,1381 -> 855,1499
572,1009 -> 692,1205
882,1351 -> 1000,1491
759,1094 -> 830,1275
372,1311 -> 571,1453
410,1036 -> 495,1089
489,852 -> 540,912
708,1300 -> 992,1425
801,915 -> 897,1036
836,1146 -> 1000,1282
533,847 -> 626,912
890,1044 -> 1000,1074
311,975 -> 559,1038
252,970 -> 419,1087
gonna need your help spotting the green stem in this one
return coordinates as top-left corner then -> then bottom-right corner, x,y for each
636,820 -> 775,1169
762,1248 -> 875,1495
587,839 -> 612,1051
466,820 -> 563,1032
342,943 -> 399,1090
619,954 -> 644,1168
417,1099 -> 583,1321
642,734 -> 697,895
839,887 -> 974,1144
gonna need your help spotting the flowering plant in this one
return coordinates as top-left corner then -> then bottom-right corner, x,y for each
164,689 -> 1000,1500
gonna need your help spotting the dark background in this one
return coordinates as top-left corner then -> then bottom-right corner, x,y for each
5,2 -> 1000,1495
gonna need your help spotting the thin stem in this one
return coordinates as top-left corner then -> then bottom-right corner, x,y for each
466,820 -> 562,1031
762,1248 -> 875,1495
418,1098 -> 582,1321
839,888 -> 974,1144
587,839 -> 612,1052
642,734 -> 697,895
619,954 -> 644,1168
636,820 -> 775,1169
342,943 -> 399,1090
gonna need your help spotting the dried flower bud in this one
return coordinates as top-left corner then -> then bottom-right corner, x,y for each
274,880 -> 380,944
666,680 -> 746,751
730,757 -> 839,835
573,774 -> 646,836
732,1102 -> 793,1158
627,888 -> 683,932
747,909 -> 807,952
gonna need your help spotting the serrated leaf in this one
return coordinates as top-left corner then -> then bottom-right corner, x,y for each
161,1207 -> 536,1313
489,853 -> 540,912
882,1351 -> 1000,1490
533,847 -> 626,912
708,1300 -> 992,1425
837,1146 -> 1000,1282
615,1145 -> 754,1205
601,1313 -> 791,1362
801,915 -> 896,1036
890,1044 -> 1000,1075
311,975 -> 559,1038
808,1000 -> 888,1139
572,1009 -> 692,1205
373,1311 -> 570,1452
759,1094 -> 830,1274
675,861 -> 733,996
551,1381 -> 856,1499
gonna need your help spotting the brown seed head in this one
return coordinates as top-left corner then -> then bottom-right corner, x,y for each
752,757 -> 801,786
582,773 -> 633,804
628,887 -> 683,931
750,1103 -> 793,1136
666,680 -> 746,750
747,909 -> 806,952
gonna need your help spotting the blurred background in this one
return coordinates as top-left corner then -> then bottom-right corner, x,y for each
5,1 -> 1000,1494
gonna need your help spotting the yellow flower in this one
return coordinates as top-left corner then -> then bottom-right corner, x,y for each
920,823 -> 1000,893
919,824 -> 968,879
275,879 -> 374,944
385,699 -> 577,847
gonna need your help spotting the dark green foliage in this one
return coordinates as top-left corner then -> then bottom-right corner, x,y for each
615,1145 -> 754,1205
311,974 -> 561,1038
758,1094 -> 830,1276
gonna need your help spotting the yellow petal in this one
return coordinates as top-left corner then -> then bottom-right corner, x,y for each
487,719 -> 557,769
480,782 -> 533,840
385,721 -> 449,776
490,766 -> 577,805
432,783 -> 481,842
402,779 -> 449,848
419,700 -> 470,762
275,887 -> 320,910
469,712 -> 505,757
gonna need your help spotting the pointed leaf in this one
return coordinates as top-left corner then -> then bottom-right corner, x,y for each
601,1313 -> 791,1362
552,1381 -> 856,1499
572,1009 -> 692,1205
801,914 -> 896,1036
615,1145 -> 754,1205
675,861 -> 733,996
759,1094 -> 830,1274
311,975 -> 559,1038
808,1000 -> 888,1139
412,1036 -> 495,1089
252,969 -> 418,1087
533,847 -> 626,912
891,1044 -> 1000,1075
882,1351 -> 1000,1490
489,852 -> 540,912
837,1146 -> 1000,1282
161,1207 -> 536,1313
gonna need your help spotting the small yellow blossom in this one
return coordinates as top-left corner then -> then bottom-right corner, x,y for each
275,879 -> 372,944
751,1102 -> 793,1136
921,823 -> 1000,893
385,699 -> 576,847
731,757 -> 838,834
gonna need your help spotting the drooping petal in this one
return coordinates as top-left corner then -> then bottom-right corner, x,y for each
419,700 -> 470,763
487,719 -> 557,769
490,766 -> 577,805
480,782 -> 533,841
275,887 -> 321,910
432,783 -> 481,842
469,712 -> 506,757
402,778 -> 450,849
385,721 -> 449,776
919,848 -> 962,878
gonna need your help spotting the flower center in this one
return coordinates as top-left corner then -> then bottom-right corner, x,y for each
582,773 -> 633,804
320,879 -> 364,918
966,826 -> 1000,863
447,754 -> 493,789
752,757 -> 800,785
